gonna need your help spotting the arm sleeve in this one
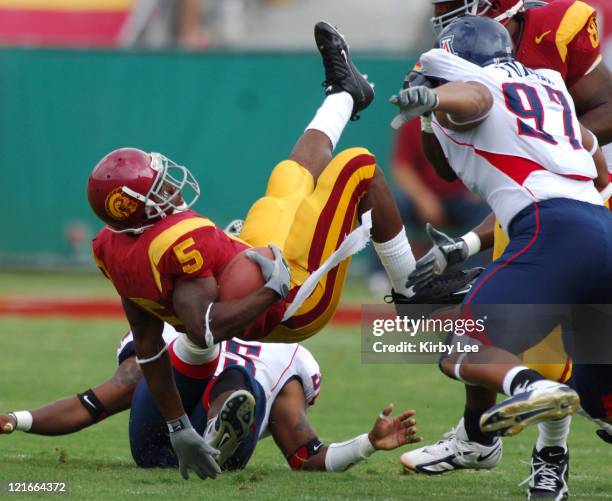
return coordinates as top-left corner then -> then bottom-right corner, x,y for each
566,9 -> 603,87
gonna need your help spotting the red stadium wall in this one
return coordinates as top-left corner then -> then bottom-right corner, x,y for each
0,0 -> 132,47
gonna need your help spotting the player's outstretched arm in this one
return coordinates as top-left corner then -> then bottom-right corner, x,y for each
0,357 -> 141,436
122,298 -> 220,480
407,218 -> 491,288
122,298 -> 182,420
391,81 -> 492,132
269,381 -> 420,472
571,63 -> 612,145
433,82 -> 493,131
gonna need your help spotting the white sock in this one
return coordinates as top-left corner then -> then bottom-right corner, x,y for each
173,333 -> 219,365
536,415 -> 571,452
502,365 -> 531,396
372,228 -> 416,296
306,91 -> 354,150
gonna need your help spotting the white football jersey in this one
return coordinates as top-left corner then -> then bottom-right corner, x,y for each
421,49 -> 602,233
116,325 -> 321,438
215,339 -> 321,438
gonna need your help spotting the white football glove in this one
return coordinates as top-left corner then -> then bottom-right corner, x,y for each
406,224 -> 469,290
246,244 -> 291,299
390,86 -> 439,130
168,415 -> 221,480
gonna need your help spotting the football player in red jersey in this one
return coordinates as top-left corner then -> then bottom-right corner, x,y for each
431,0 -> 610,144
86,22 -> 442,481
398,2 -> 612,499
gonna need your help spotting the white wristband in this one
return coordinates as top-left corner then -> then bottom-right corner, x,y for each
136,343 -> 168,364
11,411 -> 33,431
460,231 -> 481,257
600,183 -> 612,202
324,433 -> 375,472
203,302 -> 215,348
420,114 -> 433,134
588,130 -> 599,156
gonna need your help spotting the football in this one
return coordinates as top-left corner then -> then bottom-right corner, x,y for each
217,247 -> 273,301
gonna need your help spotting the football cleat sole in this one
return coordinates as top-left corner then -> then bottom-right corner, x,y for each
207,389 -> 256,469
480,386 -> 579,437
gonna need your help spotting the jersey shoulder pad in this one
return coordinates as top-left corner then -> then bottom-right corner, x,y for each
92,229 -> 112,279
147,215 -> 217,292
550,0 -> 599,62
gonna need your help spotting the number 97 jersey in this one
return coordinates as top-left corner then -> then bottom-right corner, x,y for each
421,48 -> 603,234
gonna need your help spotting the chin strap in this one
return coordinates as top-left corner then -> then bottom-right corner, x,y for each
494,0 -> 525,24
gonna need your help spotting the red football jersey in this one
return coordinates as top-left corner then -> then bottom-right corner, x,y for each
92,210 -> 285,338
515,0 -> 602,88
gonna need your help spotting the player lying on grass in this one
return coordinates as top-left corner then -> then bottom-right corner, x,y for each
85,20 -> 476,480
0,324 -> 421,474
390,15 -> 612,500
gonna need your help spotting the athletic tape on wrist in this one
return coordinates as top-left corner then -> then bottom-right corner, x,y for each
461,231 -> 481,257
324,433 -> 375,472
11,411 -> 33,432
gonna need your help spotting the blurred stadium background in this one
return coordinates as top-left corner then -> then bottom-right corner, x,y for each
0,0 -> 431,279
0,0 -> 610,286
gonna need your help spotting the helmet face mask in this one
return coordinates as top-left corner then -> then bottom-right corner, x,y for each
431,0 -> 491,34
431,0 -> 525,34
140,152 -> 200,222
88,148 -> 200,234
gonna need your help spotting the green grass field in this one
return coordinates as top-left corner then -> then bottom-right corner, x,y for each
0,276 -> 611,500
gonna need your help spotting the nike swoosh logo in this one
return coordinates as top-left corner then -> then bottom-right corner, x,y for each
83,395 -> 95,409
535,30 -> 551,44
340,49 -> 348,63
313,443 -> 323,453
217,432 -> 231,448
477,444 -> 500,462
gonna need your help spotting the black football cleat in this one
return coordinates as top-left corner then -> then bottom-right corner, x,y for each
521,446 -> 569,500
314,21 -> 374,120
388,268 -> 483,305
204,390 -> 256,471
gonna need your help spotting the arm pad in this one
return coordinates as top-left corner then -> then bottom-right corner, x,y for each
77,389 -> 109,422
